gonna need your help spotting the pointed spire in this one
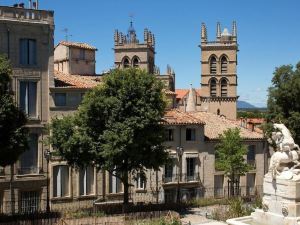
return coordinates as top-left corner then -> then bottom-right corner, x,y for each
216,22 -> 221,39
186,84 -> 196,112
232,21 -> 237,37
201,23 -> 207,42
114,29 -> 119,45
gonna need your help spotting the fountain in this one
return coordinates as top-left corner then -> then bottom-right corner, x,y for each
227,124 -> 300,225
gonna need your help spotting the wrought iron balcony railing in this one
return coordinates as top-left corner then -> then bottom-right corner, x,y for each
162,172 -> 200,184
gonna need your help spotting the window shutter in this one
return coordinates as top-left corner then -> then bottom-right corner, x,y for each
28,40 -> 37,65
20,39 -> 28,65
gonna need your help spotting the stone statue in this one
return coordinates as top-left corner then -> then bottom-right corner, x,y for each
269,123 -> 300,180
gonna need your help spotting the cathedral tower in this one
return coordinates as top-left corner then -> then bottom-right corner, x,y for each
114,22 -> 155,74
199,21 -> 238,120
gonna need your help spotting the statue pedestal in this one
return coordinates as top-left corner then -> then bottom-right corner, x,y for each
227,174 -> 300,225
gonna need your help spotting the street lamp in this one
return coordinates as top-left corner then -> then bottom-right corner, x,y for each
44,149 -> 51,213
176,146 -> 184,203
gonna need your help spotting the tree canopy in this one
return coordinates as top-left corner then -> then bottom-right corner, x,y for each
49,68 -> 169,203
0,55 -> 28,167
215,128 -> 250,181
266,62 -> 300,142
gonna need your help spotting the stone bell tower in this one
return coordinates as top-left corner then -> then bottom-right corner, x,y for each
114,22 -> 155,74
199,21 -> 238,120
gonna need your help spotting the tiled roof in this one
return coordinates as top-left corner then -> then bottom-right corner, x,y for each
54,70 -> 102,88
247,118 -> 265,124
189,111 -> 264,140
57,41 -> 97,50
175,89 -> 201,99
163,109 -> 205,125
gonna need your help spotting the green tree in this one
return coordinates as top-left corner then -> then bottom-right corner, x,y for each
215,128 -> 250,196
267,62 -> 300,142
49,68 -> 169,204
0,55 -> 28,167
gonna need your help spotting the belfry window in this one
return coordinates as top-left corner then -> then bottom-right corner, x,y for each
123,58 -> 130,68
210,79 -> 217,97
132,57 -> 139,68
221,56 -> 228,74
210,56 -> 217,74
221,79 -> 228,97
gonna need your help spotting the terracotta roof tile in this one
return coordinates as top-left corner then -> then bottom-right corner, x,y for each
163,109 -> 205,125
54,70 -> 102,88
189,111 -> 264,140
175,89 -> 201,99
57,41 -> 97,50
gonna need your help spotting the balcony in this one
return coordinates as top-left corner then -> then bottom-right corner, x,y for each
17,167 -> 42,175
162,173 -> 200,184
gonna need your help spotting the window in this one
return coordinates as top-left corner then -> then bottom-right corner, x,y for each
214,175 -> 224,197
221,56 -> 228,74
53,165 -> 69,197
123,58 -> 130,68
164,162 -> 174,183
186,158 -> 195,181
109,172 -> 122,193
79,49 -> 85,60
221,79 -> 228,97
20,191 -> 40,213
20,39 -> 37,65
79,167 -> 95,196
132,57 -> 139,67
165,129 -> 174,141
186,128 -> 196,141
210,56 -> 217,74
0,192 -> 3,214
54,93 -> 66,106
19,134 -> 38,175
20,81 -> 37,118
210,79 -> 217,97
247,173 -> 256,195
136,173 -> 146,189
247,145 -> 256,168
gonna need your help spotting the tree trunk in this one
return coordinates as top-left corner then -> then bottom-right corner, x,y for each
230,173 -> 235,197
123,171 -> 129,213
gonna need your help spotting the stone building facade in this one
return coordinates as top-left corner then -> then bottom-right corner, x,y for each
0,3 -> 267,213
0,5 -> 54,213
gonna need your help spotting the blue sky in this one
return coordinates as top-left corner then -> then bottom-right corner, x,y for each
2,0 -> 300,107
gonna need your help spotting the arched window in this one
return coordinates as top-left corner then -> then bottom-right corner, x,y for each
217,109 -> 220,115
210,56 -> 217,74
210,79 -> 217,97
221,79 -> 228,97
132,57 -> 139,68
221,56 -> 228,74
123,58 -> 130,68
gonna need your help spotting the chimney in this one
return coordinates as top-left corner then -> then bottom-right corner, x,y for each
186,84 -> 196,112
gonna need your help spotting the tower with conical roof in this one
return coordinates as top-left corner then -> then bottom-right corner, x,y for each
199,21 -> 238,120
114,21 -> 155,74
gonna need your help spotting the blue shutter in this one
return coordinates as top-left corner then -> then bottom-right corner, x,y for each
28,82 -> 37,118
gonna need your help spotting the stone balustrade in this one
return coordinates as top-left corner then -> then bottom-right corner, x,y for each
0,6 -> 54,25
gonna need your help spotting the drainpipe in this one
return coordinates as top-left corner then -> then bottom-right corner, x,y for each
7,28 -> 10,59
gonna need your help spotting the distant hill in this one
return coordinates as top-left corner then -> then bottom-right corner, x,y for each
237,101 -> 257,109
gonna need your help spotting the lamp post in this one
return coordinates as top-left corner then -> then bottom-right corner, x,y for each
176,146 -> 184,203
44,149 -> 51,213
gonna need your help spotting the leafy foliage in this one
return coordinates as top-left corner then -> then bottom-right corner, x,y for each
49,68 -> 169,203
237,110 -> 266,119
0,55 -> 28,167
215,128 -> 250,180
267,62 -> 300,142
